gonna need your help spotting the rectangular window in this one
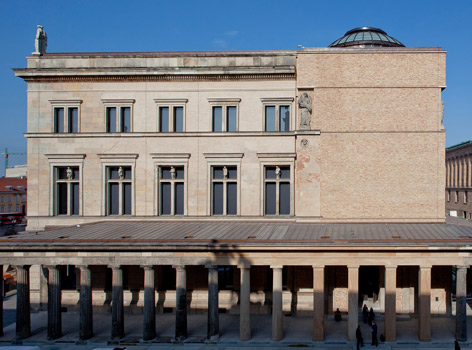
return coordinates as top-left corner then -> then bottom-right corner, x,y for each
465,192 -> 468,204
54,166 -> 80,216
8,195 -> 12,203
0,207 -> 3,213
106,106 -> 131,133
16,195 -> 20,202
264,166 -> 291,215
106,166 -> 132,215
0,196 -> 3,203
208,98 -> 240,132
15,205 -> 20,212
265,105 -> 291,131
22,195 -> 26,202
158,166 -> 184,215
51,101 -> 81,133
7,206 -> 12,213
158,105 -> 185,132
456,191 -> 459,203
211,166 -> 237,215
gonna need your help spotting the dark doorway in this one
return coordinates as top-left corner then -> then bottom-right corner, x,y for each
359,266 -> 380,303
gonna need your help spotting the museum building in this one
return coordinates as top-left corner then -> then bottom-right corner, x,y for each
2,26 -> 470,344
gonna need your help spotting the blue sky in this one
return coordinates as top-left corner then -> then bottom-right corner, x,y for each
1,0 -> 471,176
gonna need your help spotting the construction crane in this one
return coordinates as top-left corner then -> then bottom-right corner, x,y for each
1,147 -> 27,177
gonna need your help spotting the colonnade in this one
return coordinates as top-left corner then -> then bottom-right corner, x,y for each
9,264 -> 470,343
446,155 -> 472,188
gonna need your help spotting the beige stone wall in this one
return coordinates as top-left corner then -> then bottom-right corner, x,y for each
297,49 -> 446,222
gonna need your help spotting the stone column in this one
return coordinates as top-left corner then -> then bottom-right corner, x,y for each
206,265 -> 219,341
347,266 -> 359,341
418,266 -> 431,342
313,265 -> 324,341
446,160 -> 449,187
79,265 -> 93,341
240,266 -> 251,340
385,266 -> 397,342
110,265 -> 124,341
455,158 -> 459,187
47,265 -> 62,340
15,265 -> 31,340
271,266 -> 283,341
142,265 -> 156,341
456,266 -> 468,341
174,265 -> 187,341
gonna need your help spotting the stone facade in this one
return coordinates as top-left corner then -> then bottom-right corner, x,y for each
7,29 -> 463,344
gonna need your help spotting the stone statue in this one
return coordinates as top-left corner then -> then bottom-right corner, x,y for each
170,166 -> 176,180
66,167 -> 73,180
33,25 -> 47,55
298,92 -> 312,130
118,166 -> 124,180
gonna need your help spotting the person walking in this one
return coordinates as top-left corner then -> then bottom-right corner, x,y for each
371,320 -> 378,347
455,340 -> 461,350
356,325 -> 364,350
368,307 -> 375,326
362,304 -> 369,323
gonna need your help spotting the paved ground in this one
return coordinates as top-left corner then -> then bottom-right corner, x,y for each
0,292 -> 470,349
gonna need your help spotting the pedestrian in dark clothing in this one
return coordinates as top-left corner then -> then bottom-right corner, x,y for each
455,340 -> 461,350
368,307 -> 375,326
356,325 -> 364,350
334,308 -> 342,322
371,321 -> 378,347
362,304 -> 368,324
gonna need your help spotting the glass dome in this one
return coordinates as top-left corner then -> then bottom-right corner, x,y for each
329,27 -> 404,48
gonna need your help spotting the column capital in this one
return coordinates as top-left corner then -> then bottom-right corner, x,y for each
173,264 -> 186,270
312,265 -> 325,269
270,265 -> 283,270
140,265 -> 154,270
385,265 -> 398,269
237,263 -> 251,269
456,265 -> 470,270
108,264 -> 122,270
419,265 -> 432,270
347,265 -> 359,269
77,265 -> 90,271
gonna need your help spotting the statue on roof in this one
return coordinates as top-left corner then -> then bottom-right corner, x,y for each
33,25 -> 47,56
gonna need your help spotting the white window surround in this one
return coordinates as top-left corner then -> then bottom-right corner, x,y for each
150,153 -> 190,216
207,98 -> 241,132
49,100 -> 82,133
98,153 -> 138,216
260,97 -> 294,132
154,99 -> 188,132
257,153 -> 296,216
101,99 -> 135,133
204,153 -> 243,216
45,154 -> 85,216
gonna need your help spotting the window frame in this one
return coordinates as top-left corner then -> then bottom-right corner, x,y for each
53,166 -> 80,216
46,154 -> 85,216
210,165 -> 238,216
154,99 -> 188,133
261,98 -> 294,132
207,98 -> 241,132
258,153 -> 296,216
151,153 -> 190,216
102,99 -> 135,133
49,100 -> 82,134
204,153 -> 243,216
98,153 -> 138,216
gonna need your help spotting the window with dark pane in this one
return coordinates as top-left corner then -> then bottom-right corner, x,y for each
158,166 -> 185,216
54,166 -> 80,216
106,166 -> 132,216
174,107 -> 183,132
212,106 -> 222,132
211,166 -> 237,215
227,106 -> 237,132
264,165 -> 291,216
68,107 -> 79,133
159,107 -> 169,132
54,108 -> 64,133
121,107 -> 131,132
106,107 -> 117,132
265,106 -> 276,131
279,106 -> 290,131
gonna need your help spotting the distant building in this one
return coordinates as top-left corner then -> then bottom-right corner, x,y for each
5,164 -> 27,178
0,177 -> 27,214
446,140 -> 472,218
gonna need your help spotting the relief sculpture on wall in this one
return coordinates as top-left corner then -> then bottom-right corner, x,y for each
298,92 -> 312,130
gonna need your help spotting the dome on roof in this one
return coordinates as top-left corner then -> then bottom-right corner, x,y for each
329,27 -> 404,48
